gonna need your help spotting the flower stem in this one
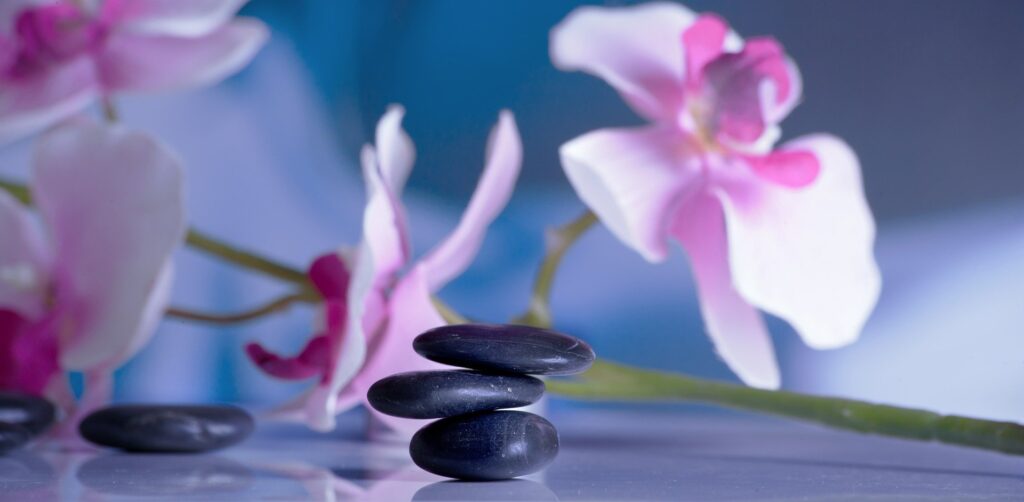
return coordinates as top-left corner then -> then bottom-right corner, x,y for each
521,205 -> 1024,457
185,228 -> 310,287
0,178 -> 311,289
165,292 -> 317,325
101,97 -> 119,123
513,210 -> 597,327
549,359 -> 1024,456
0,178 -> 29,204
432,296 -> 470,324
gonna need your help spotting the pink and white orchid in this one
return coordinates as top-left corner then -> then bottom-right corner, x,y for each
247,105 -> 522,432
551,3 -> 881,388
0,0 -> 267,142
0,118 -> 185,412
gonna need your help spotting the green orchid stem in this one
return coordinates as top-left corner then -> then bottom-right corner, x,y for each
185,228 -> 310,287
166,292 -> 317,325
0,178 -> 29,204
0,177 -> 311,290
550,360 -> 1024,456
514,210 -> 597,327
521,206 -> 1024,457
102,97 -> 119,123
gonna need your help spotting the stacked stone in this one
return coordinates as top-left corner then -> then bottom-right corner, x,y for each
368,323 -> 596,481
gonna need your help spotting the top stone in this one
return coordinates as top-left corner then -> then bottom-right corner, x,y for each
413,324 -> 595,376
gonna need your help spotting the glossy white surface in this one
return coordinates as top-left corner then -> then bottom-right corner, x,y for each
2,407 -> 1023,500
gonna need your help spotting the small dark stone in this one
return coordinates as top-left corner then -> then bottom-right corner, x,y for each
0,423 -> 32,454
0,392 -> 57,435
367,370 -> 545,419
413,324 -> 595,376
410,411 -> 559,481
79,405 -> 254,453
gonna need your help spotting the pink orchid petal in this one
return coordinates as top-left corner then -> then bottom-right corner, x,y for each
682,14 -> 727,89
0,308 -> 60,395
308,252 -> 349,300
762,56 -> 802,126
105,0 -> 250,37
420,110 -> 522,291
550,2 -> 696,122
717,134 -> 881,349
704,37 -> 796,145
0,57 -> 97,144
740,149 -> 820,188
673,193 -> 780,389
366,106 -> 413,278
32,119 -> 186,370
358,145 -> 410,288
259,385 -> 361,427
98,18 -> 267,93
124,259 -> 174,359
247,335 -> 332,381
374,104 -> 415,197
303,152 -> 410,431
0,191 -> 49,318
0,2 -> 47,32
561,126 -> 701,262
355,266 -> 447,434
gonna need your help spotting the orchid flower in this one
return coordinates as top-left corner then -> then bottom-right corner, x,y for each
0,0 -> 268,142
0,118 -> 185,414
551,3 -> 881,388
247,105 -> 522,432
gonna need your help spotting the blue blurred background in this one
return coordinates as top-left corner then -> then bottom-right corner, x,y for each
6,0 -> 1022,422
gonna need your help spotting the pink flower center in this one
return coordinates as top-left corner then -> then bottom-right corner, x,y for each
678,15 -> 819,189
679,15 -> 794,153
3,3 -> 109,80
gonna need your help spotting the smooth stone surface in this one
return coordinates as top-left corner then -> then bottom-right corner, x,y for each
367,370 -> 545,419
414,324 -> 595,376
79,405 -> 254,453
410,411 -> 559,481
0,423 -> 32,454
0,392 -> 57,435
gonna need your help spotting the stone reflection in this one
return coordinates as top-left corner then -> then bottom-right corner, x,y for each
0,451 -> 57,496
260,461 -> 435,501
76,454 -> 252,496
413,479 -> 559,501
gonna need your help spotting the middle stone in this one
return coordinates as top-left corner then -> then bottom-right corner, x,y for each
367,370 -> 545,419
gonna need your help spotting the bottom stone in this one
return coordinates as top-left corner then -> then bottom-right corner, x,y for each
410,411 -> 559,481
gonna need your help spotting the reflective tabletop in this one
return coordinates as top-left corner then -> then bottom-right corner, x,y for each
2,407 -> 1022,501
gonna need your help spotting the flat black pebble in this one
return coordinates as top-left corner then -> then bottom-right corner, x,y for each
0,392 -> 57,435
0,423 -> 32,454
368,370 -> 545,419
414,324 -> 595,376
79,405 -> 254,453
410,411 -> 559,481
